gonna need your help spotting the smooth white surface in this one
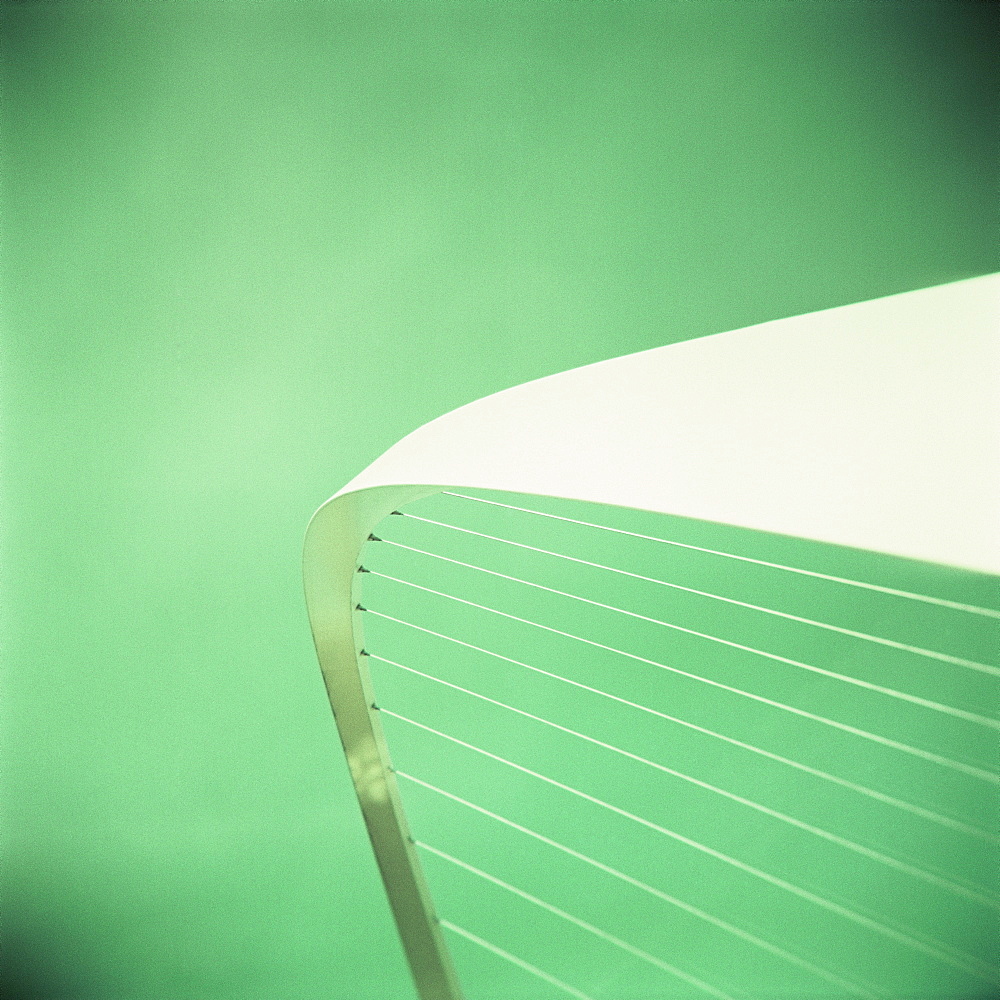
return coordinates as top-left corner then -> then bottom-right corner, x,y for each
338,275 -> 999,574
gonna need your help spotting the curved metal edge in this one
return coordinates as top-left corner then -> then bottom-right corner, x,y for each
303,484 -> 465,1000
326,275 -> 1000,576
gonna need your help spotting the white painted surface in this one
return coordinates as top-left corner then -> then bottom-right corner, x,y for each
337,274 -> 999,574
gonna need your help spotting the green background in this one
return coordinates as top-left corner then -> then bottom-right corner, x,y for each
3,2 -> 998,998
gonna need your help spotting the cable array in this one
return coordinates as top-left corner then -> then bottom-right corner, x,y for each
359,491 -> 999,999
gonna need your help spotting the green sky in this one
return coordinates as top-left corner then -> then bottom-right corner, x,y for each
2,2 -> 997,998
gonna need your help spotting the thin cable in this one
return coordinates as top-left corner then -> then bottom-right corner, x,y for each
382,709 -> 998,984
441,492 -> 1000,619
420,842 -> 739,1000
395,511 -> 999,678
400,771 -> 883,1000
368,608 -> 998,843
439,921 -> 596,1000
364,575 -> 1000,784
374,541 -> 999,730
373,653 -> 996,910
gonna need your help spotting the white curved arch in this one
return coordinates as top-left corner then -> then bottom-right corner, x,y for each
336,273 -> 998,575
303,273 -> 998,1000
